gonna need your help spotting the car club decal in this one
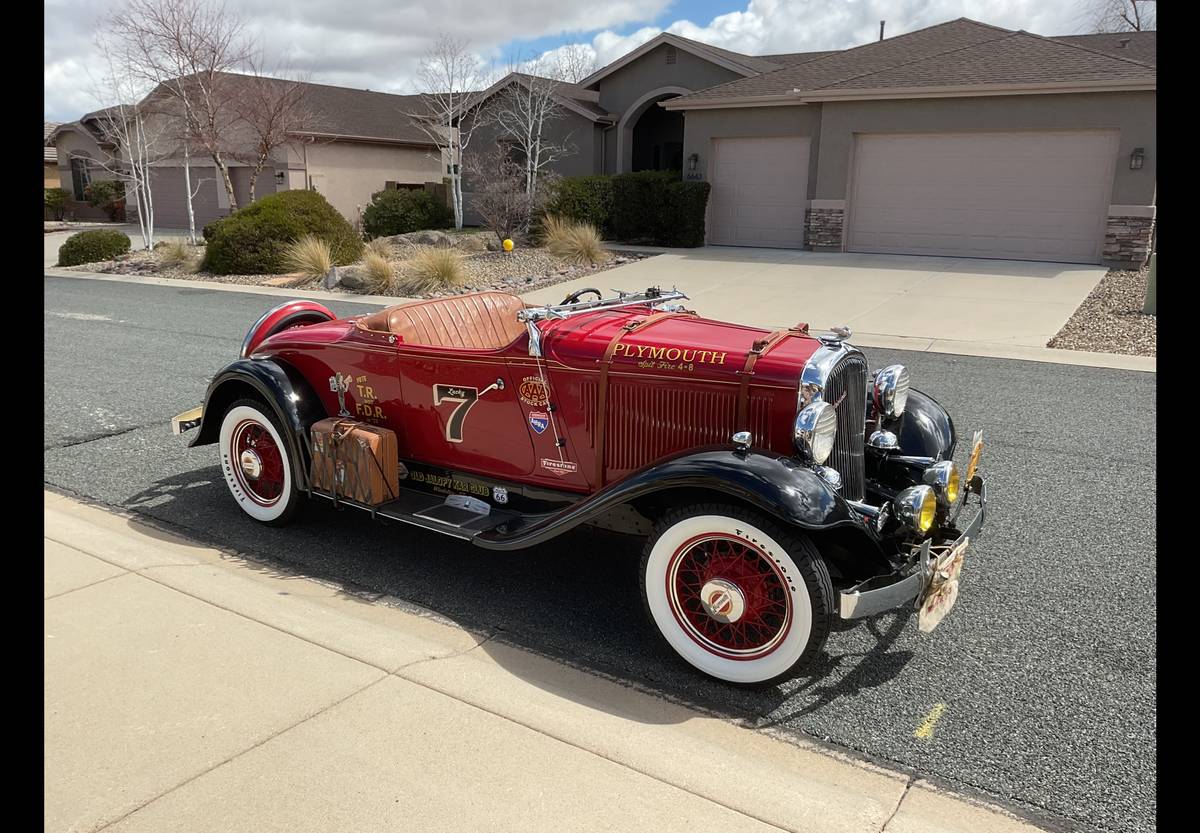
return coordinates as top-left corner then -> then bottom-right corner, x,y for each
528,411 -> 549,435
518,376 -> 549,407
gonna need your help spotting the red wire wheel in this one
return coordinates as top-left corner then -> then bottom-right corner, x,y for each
666,533 -> 793,660
230,418 -> 285,506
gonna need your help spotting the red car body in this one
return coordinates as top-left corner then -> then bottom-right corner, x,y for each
176,287 -> 988,686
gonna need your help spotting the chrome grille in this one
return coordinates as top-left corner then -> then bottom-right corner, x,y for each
822,354 -> 867,500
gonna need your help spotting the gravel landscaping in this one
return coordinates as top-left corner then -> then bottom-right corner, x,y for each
58,228 -> 656,298
1047,266 -> 1156,356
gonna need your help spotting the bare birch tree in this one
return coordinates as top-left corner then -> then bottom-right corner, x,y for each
230,58 -> 314,202
88,31 -> 173,250
407,34 -> 493,229
1083,0 -> 1156,32
549,43 -> 598,83
486,54 -> 577,214
106,0 -> 253,241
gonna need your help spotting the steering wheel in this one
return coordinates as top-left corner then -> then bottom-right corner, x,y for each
560,287 -> 602,305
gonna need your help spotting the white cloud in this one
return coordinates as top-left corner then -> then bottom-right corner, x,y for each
43,0 -> 672,120
44,0 -> 1095,121
537,0 -> 1094,78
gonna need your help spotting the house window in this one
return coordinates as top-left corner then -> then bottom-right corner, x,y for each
70,157 -> 91,200
665,46 -> 677,64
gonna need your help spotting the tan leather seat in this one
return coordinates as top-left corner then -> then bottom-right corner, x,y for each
356,291 -> 528,350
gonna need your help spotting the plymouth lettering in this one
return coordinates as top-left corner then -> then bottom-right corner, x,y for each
613,343 -> 727,365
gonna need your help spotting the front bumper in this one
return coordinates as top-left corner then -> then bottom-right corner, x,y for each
838,475 -> 987,619
171,406 -> 203,435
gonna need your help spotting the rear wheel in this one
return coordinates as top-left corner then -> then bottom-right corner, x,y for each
640,504 -> 833,686
218,399 -> 299,525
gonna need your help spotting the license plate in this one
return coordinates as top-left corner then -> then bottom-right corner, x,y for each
918,537 -> 969,633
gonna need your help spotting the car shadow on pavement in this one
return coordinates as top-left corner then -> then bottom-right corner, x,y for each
115,468 -> 915,729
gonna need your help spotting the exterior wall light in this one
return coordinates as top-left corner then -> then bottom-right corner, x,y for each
1130,147 -> 1145,170
687,153 -> 699,173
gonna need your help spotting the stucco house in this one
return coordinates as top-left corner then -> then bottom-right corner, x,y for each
44,122 -> 61,188
45,110 -> 124,221
46,75 -> 444,230
467,19 -> 1156,267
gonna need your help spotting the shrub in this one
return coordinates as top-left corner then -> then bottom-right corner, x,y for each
282,234 -> 334,279
544,172 -> 710,247
45,187 -> 69,221
543,175 -> 613,237
662,180 -> 712,248
541,215 -> 608,266
364,237 -> 393,259
360,250 -> 395,293
156,239 -> 200,271
361,188 -> 453,239
464,146 -> 536,245
84,180 -> 125,221
57,229 -> 131,266
400,248 -> 466,294
202,218 -> 224,241
202,190 -> 362,275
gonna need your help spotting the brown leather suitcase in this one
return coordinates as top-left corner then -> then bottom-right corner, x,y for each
310,418 -> 399,506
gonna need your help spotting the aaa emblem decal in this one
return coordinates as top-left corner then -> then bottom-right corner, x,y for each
518,376 -> 549,407
528,411 -> 549,435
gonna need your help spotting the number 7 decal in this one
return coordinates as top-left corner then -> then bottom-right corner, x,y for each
433,385 -> 480,443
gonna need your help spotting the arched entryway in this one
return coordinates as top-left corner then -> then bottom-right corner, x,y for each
616,86 -> 689,173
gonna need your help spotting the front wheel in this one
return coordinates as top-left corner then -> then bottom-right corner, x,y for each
218,399 -> 299,525
640,504 -> 833,686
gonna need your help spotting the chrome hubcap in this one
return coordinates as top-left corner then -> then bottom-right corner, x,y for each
239,449 -> 263,480
700,579 -> 745,624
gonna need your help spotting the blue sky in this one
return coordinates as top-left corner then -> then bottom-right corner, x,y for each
45,0 -> 1098,121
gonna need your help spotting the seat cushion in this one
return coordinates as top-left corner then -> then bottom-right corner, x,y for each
356,292 -> 528,350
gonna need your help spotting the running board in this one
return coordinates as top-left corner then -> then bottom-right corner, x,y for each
308,486 -> 523,540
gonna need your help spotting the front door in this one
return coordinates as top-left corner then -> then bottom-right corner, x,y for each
396,348 -> 535,479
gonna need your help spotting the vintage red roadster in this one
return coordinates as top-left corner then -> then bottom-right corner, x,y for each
173,286 -> 987,686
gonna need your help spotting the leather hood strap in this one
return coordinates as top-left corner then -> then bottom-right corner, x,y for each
736,322 -> 810,434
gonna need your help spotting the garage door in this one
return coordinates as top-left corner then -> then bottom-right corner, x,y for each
846,131 -> 1118,263
708,137 -> 810,247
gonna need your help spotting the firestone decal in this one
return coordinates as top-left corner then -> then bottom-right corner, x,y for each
540,458 -> 578,477
518,376 -> 549,407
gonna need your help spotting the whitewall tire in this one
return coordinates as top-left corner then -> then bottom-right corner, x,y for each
218,400 -> 299,525
640,504 -> 833,686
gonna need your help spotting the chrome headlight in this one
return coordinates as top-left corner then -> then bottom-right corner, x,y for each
894,485 -> 937,535
873,364 -> 910,419
794,401 -> 837,465
922,460 -> 961,506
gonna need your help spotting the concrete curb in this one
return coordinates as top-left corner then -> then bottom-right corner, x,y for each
45,489 -> 1054,833
45,268 -> 1152,371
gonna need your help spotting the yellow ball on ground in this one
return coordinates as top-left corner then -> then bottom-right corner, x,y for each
502,238 -> 514,252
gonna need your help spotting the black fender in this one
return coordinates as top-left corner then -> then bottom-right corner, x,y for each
894,388 -> 956,459
189,357 -> 327,488
474,446 -> 887,564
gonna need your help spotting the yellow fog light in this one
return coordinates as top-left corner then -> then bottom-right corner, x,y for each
923,460 -> 961,506
895,485 -> 938,535
966,429 -> 984,483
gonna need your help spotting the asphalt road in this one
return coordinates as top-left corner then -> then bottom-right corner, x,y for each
45,275 -> 1156,833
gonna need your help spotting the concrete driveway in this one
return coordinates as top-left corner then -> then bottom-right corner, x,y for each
523,247 -> 1106,354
